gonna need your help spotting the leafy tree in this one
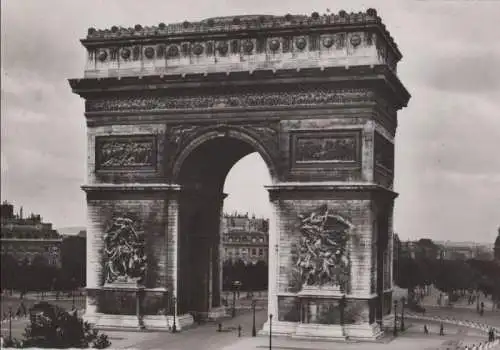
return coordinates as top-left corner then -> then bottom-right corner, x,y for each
0,254 -> 18,289
60,236 -> 86,288
7,302 -> 110,349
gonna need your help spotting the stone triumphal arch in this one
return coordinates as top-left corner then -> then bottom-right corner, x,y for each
69,9 -> 410,339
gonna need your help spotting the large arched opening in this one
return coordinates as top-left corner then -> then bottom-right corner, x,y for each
173,130 -> 276,316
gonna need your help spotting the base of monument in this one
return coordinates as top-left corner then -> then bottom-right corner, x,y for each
292,324 -> 346,340
83,313 -> 194,332
259,320 -> 298,336
344,323 -> 383,339
207,306 -> 228,320
258,320 -> 382,341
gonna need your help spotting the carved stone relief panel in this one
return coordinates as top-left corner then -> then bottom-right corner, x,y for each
295,204 -> 353,292
103,217 -> 147,285
95,135 -> 157,171
291,131 -> 361,168
85,89 -> 373,113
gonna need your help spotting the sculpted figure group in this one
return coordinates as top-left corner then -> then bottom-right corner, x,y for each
103,217 -> 147,284
296,205 -> 352,290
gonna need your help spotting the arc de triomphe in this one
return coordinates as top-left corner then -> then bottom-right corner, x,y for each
69,8 -> 410,340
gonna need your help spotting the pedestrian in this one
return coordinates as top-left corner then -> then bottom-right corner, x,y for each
424,324 -> 429,334
489,328 -> 495,342
439,323 -> 444,336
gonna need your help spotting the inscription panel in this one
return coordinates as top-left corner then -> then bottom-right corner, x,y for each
291,131 -> 361,168
95,135 -> 157,171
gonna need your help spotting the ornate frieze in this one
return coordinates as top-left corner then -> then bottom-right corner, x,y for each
103,217 -> 147,285
295,205 -> 352,291
86,89 -> 373,112
295,136 -> 357,163
95,135 -> 157,171
291,131 -> 361,167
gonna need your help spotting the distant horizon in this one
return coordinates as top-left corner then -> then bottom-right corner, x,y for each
3,196 -> 498,245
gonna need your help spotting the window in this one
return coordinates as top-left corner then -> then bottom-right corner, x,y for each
259,248 -> 264,256
251,248 -> 257,256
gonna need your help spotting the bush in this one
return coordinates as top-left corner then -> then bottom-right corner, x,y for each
6,302 -> 110,348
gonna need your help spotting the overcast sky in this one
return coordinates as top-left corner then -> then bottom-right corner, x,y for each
1,0 -> 499,243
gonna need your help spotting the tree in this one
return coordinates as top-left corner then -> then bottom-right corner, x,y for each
6,302 -> 111,349
61,236 -> 86,288
0,254 -> 18,290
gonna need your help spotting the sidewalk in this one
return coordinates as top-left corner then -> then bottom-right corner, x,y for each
219,333 -> 459,350
104,308 -> 269,349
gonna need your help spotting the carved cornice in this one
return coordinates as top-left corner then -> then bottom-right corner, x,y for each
265,182 -> 398,197
70,65 -> 410,110
81,184 -> 181,192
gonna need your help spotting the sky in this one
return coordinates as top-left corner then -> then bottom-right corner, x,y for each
1,0 -> 499,243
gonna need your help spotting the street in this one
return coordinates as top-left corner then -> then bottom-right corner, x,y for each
106,307 -> 269,349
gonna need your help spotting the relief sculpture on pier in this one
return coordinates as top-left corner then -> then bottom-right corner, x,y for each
103,217 -> 147,285
96,136 -> 156,170
296,205 -> 352,291
294,134 -> 358,164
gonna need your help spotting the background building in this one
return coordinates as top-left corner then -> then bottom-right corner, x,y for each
435,240 -> 494,261
0,201 -> 62,267
221,213 -> 269,265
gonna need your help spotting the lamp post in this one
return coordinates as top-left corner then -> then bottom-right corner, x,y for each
401,297 -> 406,332
72,278 -> 76,310
232,281 -> 241,318
340,295 -> 346,338
232,288 -> 237,318
269,313 -> 273,350
393,300 -> 398,337
476,290 -> 480,313
251,299 -> 257,337
8,306 -> 12,340
172,296 -> 177,333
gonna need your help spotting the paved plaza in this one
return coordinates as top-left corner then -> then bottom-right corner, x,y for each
89,309 -> 496,350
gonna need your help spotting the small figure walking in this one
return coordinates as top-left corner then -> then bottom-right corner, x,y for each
488,328 -> 495,342
439,323 -> 444,336
424,324 -> 429,334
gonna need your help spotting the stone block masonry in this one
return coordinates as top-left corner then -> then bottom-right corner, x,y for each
70,7 -> 410,339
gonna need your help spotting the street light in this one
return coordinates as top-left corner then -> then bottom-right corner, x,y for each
232,288 -> 237,318
172,296 -> 177,333
400,297 -> 406,332
340,295 -> 346,338
269,313 -> 273,350
72,278 -> 76,310
8,305 -> 12,340
232,281 -> 242,318
251,299 -> 257,337
393,300 -> 398,337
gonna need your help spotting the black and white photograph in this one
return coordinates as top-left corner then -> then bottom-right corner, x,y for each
1,0 -> 499,349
